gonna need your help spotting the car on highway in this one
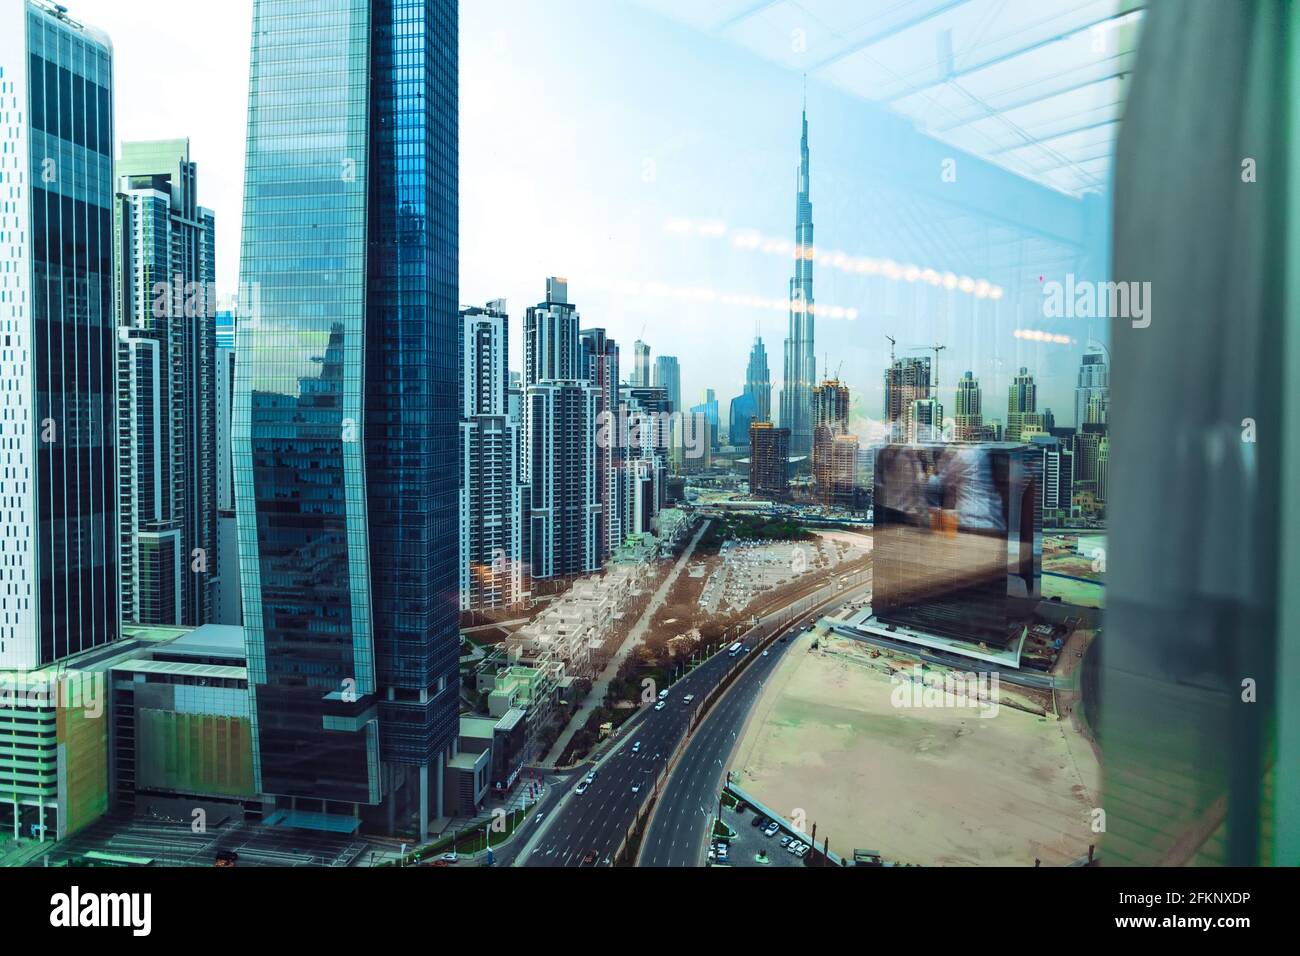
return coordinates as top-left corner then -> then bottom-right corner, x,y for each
761,650 -> 769,657
631,783 -> 641,794
654,701 -> 665,711
575,780 -> 589,794
584,770 -> 597,783
682,694 -> 695,704
631,740 -> 641,753
658,688 -> 669,700
441,851 -> 458,863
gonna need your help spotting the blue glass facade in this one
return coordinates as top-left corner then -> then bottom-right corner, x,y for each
233,0 -> 458,815
9,4 -> 119,667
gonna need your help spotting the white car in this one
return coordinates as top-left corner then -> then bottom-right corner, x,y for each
440,851 -> 458,863
631,741 -> 641,752
786,841 -> 803,855
794,844 -> 810,858
654,701 -> 665,711
631,783 -> 641,794
575,780 -> 589,794
761,650 -> 769,657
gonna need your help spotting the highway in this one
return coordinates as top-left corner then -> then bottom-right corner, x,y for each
514,575 -> 864,867
638,585 -> 870,867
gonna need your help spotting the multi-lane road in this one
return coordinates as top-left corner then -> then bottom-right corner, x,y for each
513,575 -> 868,867
638,585 -> 872,866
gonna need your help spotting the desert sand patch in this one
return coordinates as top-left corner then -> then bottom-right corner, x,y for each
732,632 -> 1100,866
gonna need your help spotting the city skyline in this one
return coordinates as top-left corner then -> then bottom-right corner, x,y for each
75,0 -> 1108,422
4,0 -> 1293,895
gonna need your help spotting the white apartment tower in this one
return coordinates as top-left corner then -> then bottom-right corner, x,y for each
460,300 -> 524,609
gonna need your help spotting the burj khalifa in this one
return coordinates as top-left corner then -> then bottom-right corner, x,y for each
780,97 -> 816,460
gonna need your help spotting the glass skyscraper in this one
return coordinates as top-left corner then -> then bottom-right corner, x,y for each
233,0 -> 459,838
0,0 -> 118,669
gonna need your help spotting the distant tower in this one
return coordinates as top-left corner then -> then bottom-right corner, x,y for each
954,371 -> 983,441
780,96 -> 816,459
1074,343 -> 1110,428
653,355 -> 681,414
1007,367 -> 1042,441
632,339 -> 652,387
745,334 -> 772,424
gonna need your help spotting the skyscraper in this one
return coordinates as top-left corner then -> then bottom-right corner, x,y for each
745,334 -> 771,424
461,301 -> 524,610
780,100 -> 815,460
0,0 -> 118,669
580,327 -> 622,560
115,139 -> 217,628
1006,366 -> 1043,441
884,355 -> 931,442
632,339 -> 651,387
524,280 -> 600,579
652,354 -> 681,471
749,422 -> 790,500
233,0 -> 460,838
812,378 -> 854,506
652,355 -> 681,415
1074,343 -> 1110,429
954,371 -> 983,441
620,383 -> 671,519
728,392 -> 758,448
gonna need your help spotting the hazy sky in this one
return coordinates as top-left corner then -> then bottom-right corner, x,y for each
79,0 -> 1110,427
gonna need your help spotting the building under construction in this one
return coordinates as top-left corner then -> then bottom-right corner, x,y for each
812,378 -> 858,508
749,421 -> 790,500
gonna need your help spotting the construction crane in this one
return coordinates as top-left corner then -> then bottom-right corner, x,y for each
907,343 -> 947,391
885,335 -> 896,366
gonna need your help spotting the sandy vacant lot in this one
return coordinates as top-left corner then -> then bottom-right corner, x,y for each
733,633 -> 1100,866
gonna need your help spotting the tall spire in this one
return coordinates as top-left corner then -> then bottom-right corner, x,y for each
781,84 -> 816,460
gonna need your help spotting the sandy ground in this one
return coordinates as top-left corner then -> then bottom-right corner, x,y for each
1042,573 -> 1105,608
732,632 -> 1100,866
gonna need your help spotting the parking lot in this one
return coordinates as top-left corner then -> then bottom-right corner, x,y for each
709,797 -> 809,868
